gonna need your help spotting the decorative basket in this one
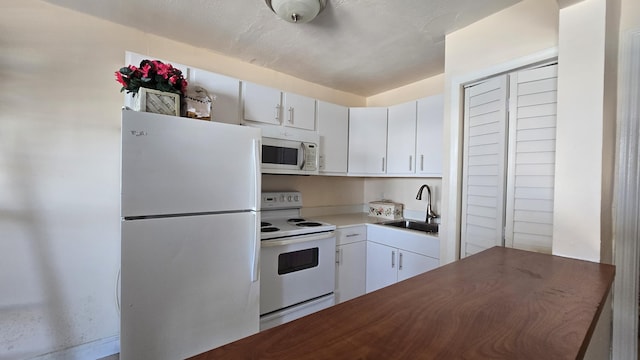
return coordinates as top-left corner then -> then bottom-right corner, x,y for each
368,200 -> 403,220
132,88 -> 180,116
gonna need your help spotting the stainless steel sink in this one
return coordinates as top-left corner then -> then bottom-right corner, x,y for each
382,220 -> 438,234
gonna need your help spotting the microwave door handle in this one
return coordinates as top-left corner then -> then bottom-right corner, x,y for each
299,142 -> 306,170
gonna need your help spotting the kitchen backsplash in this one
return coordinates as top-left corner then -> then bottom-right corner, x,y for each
262,175 -> 441,216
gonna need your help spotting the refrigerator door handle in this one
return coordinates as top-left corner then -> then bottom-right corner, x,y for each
252,212 -> 260,283
253,139 -> 261,210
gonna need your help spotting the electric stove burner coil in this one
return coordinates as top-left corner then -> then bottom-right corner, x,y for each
261,222 -> 272,227
261,227 -> 279,232
287,218 -> 306,223
296,222 -> 323,227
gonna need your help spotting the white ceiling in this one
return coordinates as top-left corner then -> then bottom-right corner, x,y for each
44,0 -> 522,96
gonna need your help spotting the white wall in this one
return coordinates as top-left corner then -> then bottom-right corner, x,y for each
620,0 -> 640,32
262,175 -> 365,207
364,178 -> 442,219
366,74 -> 444,107
553,0 -> 618,263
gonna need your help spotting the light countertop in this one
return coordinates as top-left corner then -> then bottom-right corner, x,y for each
307,213 -> 386,227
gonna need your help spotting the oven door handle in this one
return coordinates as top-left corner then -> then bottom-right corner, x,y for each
261,231 -> 335,247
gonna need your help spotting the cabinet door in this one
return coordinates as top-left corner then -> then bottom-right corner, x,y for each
397,250 -> 439,282
416,94 -> 444,176
335,241 -> 366,303
348,107 -> 388,175
387,101 -> 417,175
283,93 -> 316,131
317,101 -> 348,174
365,241 -> 397,293
243,82 -> 281,125
189,68 -> 241,125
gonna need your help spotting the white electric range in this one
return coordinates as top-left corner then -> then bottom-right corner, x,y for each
259,191 -> 337,331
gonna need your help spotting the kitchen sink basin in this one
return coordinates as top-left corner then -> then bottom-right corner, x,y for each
383,220 -> 438,234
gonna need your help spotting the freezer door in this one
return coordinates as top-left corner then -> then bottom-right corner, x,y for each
120,211 -> 260,360
122,110 -> 261,217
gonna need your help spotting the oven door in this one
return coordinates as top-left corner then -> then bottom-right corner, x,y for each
260,231 -> 336,315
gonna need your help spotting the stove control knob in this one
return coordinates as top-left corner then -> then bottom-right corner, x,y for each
287,195 -> 292,202
294,195 -> 299,202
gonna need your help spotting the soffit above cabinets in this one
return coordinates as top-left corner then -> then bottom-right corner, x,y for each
43,0 -> 522,96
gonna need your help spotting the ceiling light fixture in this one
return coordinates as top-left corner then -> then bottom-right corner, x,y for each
265,0 -> 327,24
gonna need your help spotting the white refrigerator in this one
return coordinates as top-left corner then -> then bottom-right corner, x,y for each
120,110 -> 261,360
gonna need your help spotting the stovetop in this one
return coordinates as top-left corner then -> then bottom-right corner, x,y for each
260,191 -> 335,240
260,216 -> 336,240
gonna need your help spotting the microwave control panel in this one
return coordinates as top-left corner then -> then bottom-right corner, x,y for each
302,143 -> 317,171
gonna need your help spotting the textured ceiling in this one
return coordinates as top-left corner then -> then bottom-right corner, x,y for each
43,0 -> 522,96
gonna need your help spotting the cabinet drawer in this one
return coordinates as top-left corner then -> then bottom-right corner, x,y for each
336,225 -> 367,245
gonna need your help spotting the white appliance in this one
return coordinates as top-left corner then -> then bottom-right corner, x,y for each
261,136 -> 319,175
259,192 -> 336,330
120,110 -> 261,360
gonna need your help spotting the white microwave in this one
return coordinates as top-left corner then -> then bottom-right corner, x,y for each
261,136 -> 319,175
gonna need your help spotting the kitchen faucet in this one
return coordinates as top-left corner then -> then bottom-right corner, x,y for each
416,184 -> 439,223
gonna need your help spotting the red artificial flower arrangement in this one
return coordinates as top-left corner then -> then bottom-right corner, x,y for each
115,59 -> 187,96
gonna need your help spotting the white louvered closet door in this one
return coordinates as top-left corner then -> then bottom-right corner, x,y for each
460,75 -> 509,258
504,64 -> 558,253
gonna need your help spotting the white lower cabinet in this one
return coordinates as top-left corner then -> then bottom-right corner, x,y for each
365,225 -> 440,293
335,226 -> 367,304
396,249 -> 439,282
365,242 -> 438,293
365,241 -> 398,292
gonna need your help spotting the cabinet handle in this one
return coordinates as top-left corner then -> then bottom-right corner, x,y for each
274,105 -> 280,121
421,154 -> 424,171
391,251 -> 395,268
382,157 -> 386,172
409,155 -> 412,171
288,106 -> 294,124
336,249 -> 340,265
399,252 -> 403,270
346,233 -> 360,238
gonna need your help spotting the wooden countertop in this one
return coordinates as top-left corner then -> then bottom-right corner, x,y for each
190,247 -> 615,360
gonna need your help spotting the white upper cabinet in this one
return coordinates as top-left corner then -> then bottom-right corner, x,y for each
387,101 -> 417,175
348,96 -> 443,178
317,101 -> 349,174
283,93 -> 316,131
416,94 -> 444,176
243,82 -> 316,131
242,82 -> 282,125
189,68 -> 241,125
348,107 -> 388,175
